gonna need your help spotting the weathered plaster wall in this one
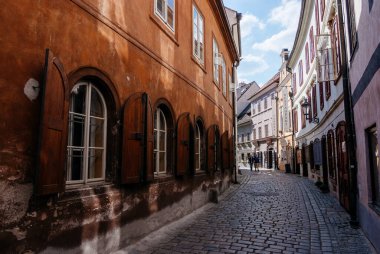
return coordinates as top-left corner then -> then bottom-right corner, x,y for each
348,1 -> 380,252
0,0 -> 236,252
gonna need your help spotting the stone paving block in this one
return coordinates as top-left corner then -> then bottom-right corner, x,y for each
122,171 -> 375,254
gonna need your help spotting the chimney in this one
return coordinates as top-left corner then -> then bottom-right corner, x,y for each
280,48 -> 289,63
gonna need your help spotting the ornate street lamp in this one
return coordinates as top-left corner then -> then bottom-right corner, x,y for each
301,97 -> 319,123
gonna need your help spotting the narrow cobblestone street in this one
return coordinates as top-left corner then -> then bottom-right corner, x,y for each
118,170 -> 375,254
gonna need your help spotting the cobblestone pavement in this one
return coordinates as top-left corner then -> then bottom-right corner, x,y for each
117,170 -> 376,254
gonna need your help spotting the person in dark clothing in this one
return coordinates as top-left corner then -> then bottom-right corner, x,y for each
254,155 -> 259,171
248,155 -> 254,171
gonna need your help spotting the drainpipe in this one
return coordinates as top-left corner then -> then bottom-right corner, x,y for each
336,0 -> 358,227
232,63 -> 239,184
231,12 -> 242,184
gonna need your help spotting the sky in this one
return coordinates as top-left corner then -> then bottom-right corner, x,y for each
223,0 -> 301,86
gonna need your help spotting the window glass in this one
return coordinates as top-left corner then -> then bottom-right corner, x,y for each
193,6 -> 204,62
154,108 -> 167,174
155,0 -> 175,31
156,0 -> 164,17
222,58 -> 227,96
88,149 -> 103,179
67,83 -> 107,184
213,39 -> 219,83
195,124 -> 201,171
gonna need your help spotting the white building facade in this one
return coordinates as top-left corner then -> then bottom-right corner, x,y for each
249,73 -> 279,169
288,0 -> 349,210
236,82 -> 260,169
277,49 -> 294,172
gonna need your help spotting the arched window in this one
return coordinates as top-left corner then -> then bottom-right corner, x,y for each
66,82 -> 107,184
154,108 -> 167,174
195,123 -> 201,171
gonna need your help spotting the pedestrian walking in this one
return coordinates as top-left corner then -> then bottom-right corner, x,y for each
248,155 -> 254,171
254,155 -> 259,172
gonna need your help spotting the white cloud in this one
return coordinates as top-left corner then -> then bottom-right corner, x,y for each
251,0 -> 301,53
240,13 -> 265,39
252,29 -> 295,53
238,54 -> 270,79
269,0 -> 301,28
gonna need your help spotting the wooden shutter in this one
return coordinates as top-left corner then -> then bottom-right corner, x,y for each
144,94 -> 154,182
319,82 -> 324,110
221,131 -> 229,172
122,92 -> 153,184
207,125 -> 216,174
176,113 -> 191,176
308,92 -> 312,123
35,49 -> 69,195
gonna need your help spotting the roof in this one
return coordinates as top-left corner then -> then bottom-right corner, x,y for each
236,81 -> 260,115
210,0 -> 240,63
247,72 -> 280,101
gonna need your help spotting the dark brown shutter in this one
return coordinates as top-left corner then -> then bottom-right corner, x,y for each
229,136 -> 234,175
122,93 -> 144,184
35,49 -> 69,195
176,113 -> 191,176
221,131 -> 229,172
144,94 -> 154,182
207,125 -> 216,174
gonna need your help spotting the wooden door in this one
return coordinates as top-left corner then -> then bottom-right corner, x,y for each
176,113 -> 191,176
321,136 -> 329,186
327,130 -> 337,189
336,122 -> 350,211
36,49 -> 69,195
268,150 -> 273,168
302,145 -> 308,177
122,92 -> 153,183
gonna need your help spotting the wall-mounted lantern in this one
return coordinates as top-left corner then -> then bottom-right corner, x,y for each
301,98 -> 319,123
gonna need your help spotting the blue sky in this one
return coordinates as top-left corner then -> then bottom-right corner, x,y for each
224,0 -> 301,86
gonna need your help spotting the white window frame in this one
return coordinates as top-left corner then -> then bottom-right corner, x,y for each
154,0 -> 175,32
195,123 -> 201,171
154,108 -> 167,175
193,5 -> 204,63
222,57 -> 227,96
213,38 -> 220,83
229,73 -> 233,103
66,82 -> 107,185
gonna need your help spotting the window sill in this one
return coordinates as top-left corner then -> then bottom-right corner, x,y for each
152,174 -> 175,183
194,170 -> 207,177
191,55 -> 207,74
334,72 -> 342,85
213,79 -> 220,90
150,14 -> 179,46
58,182 -> 115,202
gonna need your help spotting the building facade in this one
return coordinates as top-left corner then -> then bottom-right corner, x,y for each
276,49 -> 294,172
0,1 -> 240,252
236,82 -> 260,168
249,74 -> 279,169
345,0 -> 380,251
288,0 -> 347,202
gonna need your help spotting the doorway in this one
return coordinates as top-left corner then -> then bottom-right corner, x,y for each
336,122 -> 350,211
268,149 -> 273,168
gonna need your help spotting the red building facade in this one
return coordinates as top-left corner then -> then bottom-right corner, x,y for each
0,0 -> 239,252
